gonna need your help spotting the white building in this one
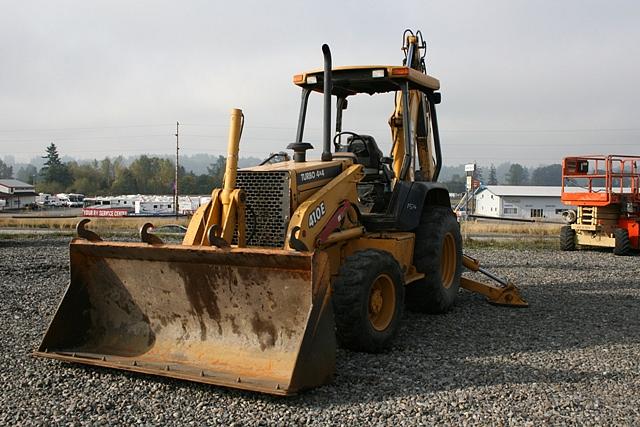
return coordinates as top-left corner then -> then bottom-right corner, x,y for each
474,185 -> 573,221
0,179 -> 37,209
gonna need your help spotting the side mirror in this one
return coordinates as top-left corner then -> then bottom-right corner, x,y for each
431,92 -> 441,104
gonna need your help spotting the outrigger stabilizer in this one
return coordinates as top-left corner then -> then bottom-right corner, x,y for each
461,255 -> 528,307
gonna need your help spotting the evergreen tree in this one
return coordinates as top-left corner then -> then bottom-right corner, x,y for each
0,159 -> 13,179
16,165 -> 37,184
41,143 -> 72,187
207,156 -> 227,188
474,165 -> 483,184
488,164 -> 498,185
505,163 -> 529,185
530,164 -> 562,186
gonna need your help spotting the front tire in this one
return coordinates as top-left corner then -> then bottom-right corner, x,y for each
614,228 -> 631,256
332,249 -> 405,353
406,205 -> 462,314
560,226 -> 576,251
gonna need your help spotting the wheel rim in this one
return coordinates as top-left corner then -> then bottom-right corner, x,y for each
440,232 -> 456,289
368,274 -> 396,331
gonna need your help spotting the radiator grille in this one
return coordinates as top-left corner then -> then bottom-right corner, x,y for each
236,170 -> 290,248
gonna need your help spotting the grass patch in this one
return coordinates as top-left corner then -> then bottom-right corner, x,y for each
0,217 -> 191,232
460,221 -> 562,236
0,231 -> 74,240
463,236 -> 557,250
0,215 -> 562,249
1,216 -> 562,234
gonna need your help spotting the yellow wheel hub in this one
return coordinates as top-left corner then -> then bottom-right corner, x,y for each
368,274 -> 396,331
440,232 -> 456,289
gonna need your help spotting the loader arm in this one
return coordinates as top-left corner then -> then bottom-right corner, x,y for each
183,109 -> 247,247
285,164 -> 364,251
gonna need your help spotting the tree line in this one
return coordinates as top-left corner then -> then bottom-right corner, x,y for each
0,143 -> 564,196
441,163 -> 562,193
0,143 -> 226,196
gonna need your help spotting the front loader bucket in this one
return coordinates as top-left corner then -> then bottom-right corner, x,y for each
35,240 -> 335,396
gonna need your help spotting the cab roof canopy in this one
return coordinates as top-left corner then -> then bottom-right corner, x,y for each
293,65 -> 440,97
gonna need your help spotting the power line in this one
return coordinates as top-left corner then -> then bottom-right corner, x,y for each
2,123 -> 640,134
0,124 -> 174,133
3,140 -> 638,157
2,136 -> 638,147
0,134 -> 173,143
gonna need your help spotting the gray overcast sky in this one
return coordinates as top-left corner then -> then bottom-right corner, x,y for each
1,0 -> 639,166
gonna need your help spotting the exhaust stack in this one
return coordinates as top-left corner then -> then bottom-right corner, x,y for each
321,44 -> 332,161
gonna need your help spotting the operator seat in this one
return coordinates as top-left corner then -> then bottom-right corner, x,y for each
335,134 -> 394,213
341,134 -> 387,182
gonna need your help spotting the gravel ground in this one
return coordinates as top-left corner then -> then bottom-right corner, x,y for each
1,238 -> 639,426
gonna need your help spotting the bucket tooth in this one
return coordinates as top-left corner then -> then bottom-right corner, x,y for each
76,219 -> 102,242
140,223 -> 164,245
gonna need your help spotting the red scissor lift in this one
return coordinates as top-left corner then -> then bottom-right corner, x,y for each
560,155 -> 640,255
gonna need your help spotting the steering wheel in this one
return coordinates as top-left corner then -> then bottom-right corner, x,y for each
333,131 -> 362,152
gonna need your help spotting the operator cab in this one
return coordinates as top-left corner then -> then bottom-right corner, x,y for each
293,59 -> 445,226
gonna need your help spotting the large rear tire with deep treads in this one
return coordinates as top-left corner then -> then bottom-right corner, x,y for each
560,226 -> 576,251
614,228 -> 631,256
406,205 -> 462,314
332,249 -> 405,353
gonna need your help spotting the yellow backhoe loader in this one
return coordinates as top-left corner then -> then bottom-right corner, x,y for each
35,30 -> 526,396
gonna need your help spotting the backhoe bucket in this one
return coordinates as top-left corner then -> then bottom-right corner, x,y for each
35,240 -> 335,395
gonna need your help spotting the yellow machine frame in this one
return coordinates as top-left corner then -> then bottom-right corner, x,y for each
35,32 -> 526,398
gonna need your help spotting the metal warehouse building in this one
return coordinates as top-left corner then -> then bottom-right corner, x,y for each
0,179 -> 37,210
474,185 -> 573,221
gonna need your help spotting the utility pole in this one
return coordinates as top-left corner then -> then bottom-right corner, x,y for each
174,121 -> 179,219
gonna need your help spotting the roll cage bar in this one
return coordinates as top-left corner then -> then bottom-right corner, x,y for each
294,70 -> 442,182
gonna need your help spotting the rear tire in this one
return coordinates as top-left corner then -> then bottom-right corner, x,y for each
406,205 -> 462,314
614,228 -> 631,256
560,226 -> 576,251
332,249 -> 405,353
